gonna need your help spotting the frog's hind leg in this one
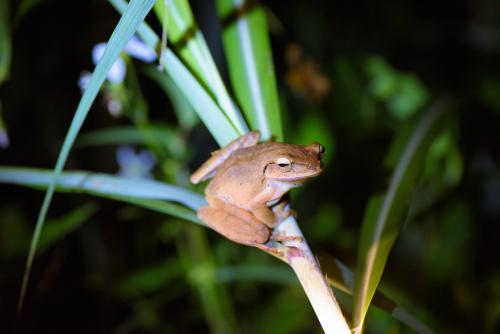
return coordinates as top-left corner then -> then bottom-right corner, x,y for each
198,206 -> 289,259
197,204 -> 269,246
190,131 -> 260,184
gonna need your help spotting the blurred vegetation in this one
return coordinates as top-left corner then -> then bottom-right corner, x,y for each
1,0 -> 499,333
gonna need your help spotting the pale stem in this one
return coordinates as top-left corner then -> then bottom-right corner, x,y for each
274,216 -> 351,334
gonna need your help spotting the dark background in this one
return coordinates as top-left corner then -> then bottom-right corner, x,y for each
1,0 -> 499,333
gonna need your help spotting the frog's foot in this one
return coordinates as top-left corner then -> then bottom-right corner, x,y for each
272,202 -> 297,223
251,242 -> 286,258
270,231 -> 303,243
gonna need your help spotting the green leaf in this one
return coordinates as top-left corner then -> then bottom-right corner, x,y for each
76,124 -> 186,158
216,0 -> 283,141
352,99 -> 452,331
319,255 -> 435,334
0,203 -> 97,260
38,203 -> 98,253
366,56 -> 429,120
19,0 -> 156,311
153,0 -> 248,135
216,265 -> 296,284
76,125 -> 172,147
113,196 -> 201,225
0,166 -> 206,211
113,258 -> 183,298
0,0 -> 11,84
14,0 -> 45,22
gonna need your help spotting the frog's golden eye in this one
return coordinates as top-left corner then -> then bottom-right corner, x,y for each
276,157 -> 292,171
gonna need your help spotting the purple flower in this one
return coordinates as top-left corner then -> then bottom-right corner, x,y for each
80,35 -> 157,87
124,35 -> 157,63
0,129 -> 9,149
116,146 -> 156,179
92,43 -> 127,84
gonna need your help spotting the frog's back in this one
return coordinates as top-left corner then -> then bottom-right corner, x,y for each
205,145 -> 268,207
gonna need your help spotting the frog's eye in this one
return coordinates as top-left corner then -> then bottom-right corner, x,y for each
318,144 -> 325,158
276,157 -> 292,171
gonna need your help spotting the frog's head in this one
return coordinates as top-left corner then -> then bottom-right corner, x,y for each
264,142 -> 324,183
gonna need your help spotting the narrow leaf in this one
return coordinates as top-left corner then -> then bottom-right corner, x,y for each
113,258 -> 183,298
153,0 -> 248,134
37,203 -> 98,253
352,99 -> 452,331
216,0 -> 283,141
76,124 -> 186,159
319,255 -> 436,334
112,196 -> 202,225
0,166 -> 206,211
17,0 -> 156,314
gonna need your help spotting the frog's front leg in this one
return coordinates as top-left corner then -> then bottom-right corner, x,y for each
251,198 -> 296,229
250,205 -> 278,228
190,131 -> 260,184
197,204 -> 270,246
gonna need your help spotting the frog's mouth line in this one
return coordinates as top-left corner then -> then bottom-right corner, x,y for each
270,170 -> 323,182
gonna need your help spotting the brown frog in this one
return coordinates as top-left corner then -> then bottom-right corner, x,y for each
191,131 -> 324,249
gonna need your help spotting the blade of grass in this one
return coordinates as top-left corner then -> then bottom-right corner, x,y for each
16,0 -> 156,312
153,0 -> 248,134
0,166 -> 206,210
217,265 -> 296,285
216,0 -> 283,141
112,258 -> 183,298
76,125 -> 174,147
37,203 -> 98,254
112,196 -> 201,224
0,166 -> 202,224
178,226 -> 240,333
352,99 -> 452,332
5,203 -> 98,260
318,255 -> 435,334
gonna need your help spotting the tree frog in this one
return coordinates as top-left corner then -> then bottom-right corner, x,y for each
190,131 -> 324,249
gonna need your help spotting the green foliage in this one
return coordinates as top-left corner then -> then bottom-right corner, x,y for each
143,66 -> 198,130
366,57 -> 429,120
293,112 -> 335,164
353,100 -> 452,330
216,0 -> 283,141
77,125 -> 187,158
16,0 -> 156,314
0,0 -> 496,333
37,203 -> 98,253
153,0 -> 248,135
0,166 -> 205,213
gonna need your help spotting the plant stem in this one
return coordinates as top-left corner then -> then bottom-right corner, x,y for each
274,217 -> 351,334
